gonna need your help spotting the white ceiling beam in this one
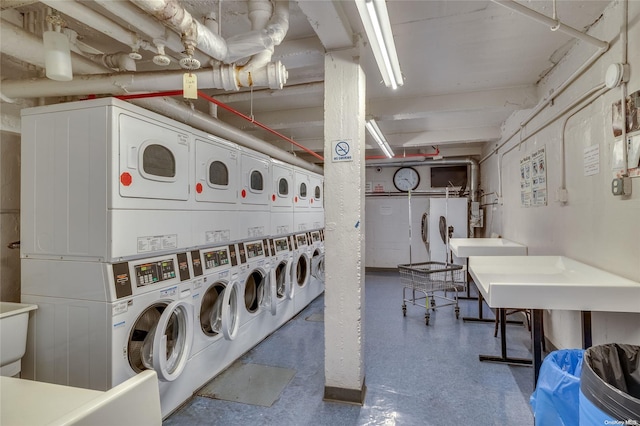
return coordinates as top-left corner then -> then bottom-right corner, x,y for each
274,36 -> 326,69
220,106 -> 323,130
400,127 -> 501,147
213,82 -> 323,104
368,86 -> 538,120
297,0 -> 354,50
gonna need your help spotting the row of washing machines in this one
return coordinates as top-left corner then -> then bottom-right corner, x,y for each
19,98 -> 325,418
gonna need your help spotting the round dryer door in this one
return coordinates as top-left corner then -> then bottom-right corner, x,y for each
221,281 -> 240,341
151,299 -> 194,382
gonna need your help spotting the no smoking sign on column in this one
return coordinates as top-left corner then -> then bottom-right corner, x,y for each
332,140 -> 353,162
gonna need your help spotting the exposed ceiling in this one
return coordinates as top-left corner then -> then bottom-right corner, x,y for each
0,0 -> 612,165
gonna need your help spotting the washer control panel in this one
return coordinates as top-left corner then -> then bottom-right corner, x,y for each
134,259 -> 176,287
203,247 -> 230,270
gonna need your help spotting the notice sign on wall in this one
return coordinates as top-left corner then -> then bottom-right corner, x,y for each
331,139 -> 353,162
584,145 -> 600,176
520,146 -> 547,207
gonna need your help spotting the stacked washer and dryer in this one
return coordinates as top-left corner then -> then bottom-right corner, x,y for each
19,98 -> 324,418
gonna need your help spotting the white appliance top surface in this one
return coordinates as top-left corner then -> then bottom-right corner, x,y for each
0,302 -> 37,319
449,238 -> 528,258
1,376 -> 102,425
469,256 -> 640,312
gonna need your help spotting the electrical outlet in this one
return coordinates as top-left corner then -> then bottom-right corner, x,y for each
612,177 -> 632,196
556,188 -> 568,203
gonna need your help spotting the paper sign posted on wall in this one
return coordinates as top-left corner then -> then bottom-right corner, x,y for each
520,146 -> 547,207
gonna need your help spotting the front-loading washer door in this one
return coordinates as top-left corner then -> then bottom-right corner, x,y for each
221,280 -> 240,340
262,269 -> 277,316
151,299 -> 194,382
312,250 -> 325,282
294,253 -> 310,288
273,260 -> 290,300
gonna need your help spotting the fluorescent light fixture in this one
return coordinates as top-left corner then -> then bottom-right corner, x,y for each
366,119 -> 394,158
356,0 -> 403,89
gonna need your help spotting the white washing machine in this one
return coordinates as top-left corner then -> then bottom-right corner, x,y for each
238,148 -> 271,241
192,132 -> 241,247
190,244 -> 241,356
21,98 -> 195,262
291,232 -> 313,315
236,239 -> 277,348
269,235 -> 295,327
270,159 -> 294,237
21,252 -> 196,418
308,230 -> 325,301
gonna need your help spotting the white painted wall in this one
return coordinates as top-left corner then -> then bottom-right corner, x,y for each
0,132 -> 21,302
480,0 -> 640,348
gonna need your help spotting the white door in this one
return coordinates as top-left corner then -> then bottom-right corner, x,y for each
118,114 -> 190,201
194,138 -> 238,205
240,152 -> 270,206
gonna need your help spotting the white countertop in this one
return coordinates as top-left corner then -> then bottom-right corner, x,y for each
469,256 -> 640,313
449,238 -> 528,258
1,376 -> 103,425
1,371 -> 161,426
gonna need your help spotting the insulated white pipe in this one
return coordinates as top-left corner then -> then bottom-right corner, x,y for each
245,0 -> 291,72
0,19 -> 109,75
245,0 -> 274,70
491,0 -> 609,49
130,0 -> 229,61
0,62 -> 287,98
93,0 -> 208,65
129,96 -> 323,174
39,0 -> 157,54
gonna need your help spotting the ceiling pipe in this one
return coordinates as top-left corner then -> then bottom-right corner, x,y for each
130,0 -> 227,62
491,0 -> 608,49
92,0 -> 209,66
39,0 -> 157,56
0,62 -> 287,99
0,19 -> 109,75
244,0 -> 290,71
125,95 -> 323,174
481,1 -> 610,165
366,157 -> 479,203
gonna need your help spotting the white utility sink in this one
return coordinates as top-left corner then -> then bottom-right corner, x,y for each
449,238 -> 528,258
0,302 -> 37,376
469,256 -> 640,313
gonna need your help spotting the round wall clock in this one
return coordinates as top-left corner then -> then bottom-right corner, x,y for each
393,167 -> 420,192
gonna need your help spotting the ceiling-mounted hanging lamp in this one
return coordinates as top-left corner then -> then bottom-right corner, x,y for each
366,119 -> 394,158
356,0 -> 403,90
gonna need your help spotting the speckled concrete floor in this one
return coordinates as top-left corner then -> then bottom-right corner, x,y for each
164,270 -> 534,425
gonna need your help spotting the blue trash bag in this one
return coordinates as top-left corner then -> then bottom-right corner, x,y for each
530,349 -> 585,426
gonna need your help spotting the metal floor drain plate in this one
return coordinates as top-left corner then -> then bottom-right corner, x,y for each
197,362 -> 296,407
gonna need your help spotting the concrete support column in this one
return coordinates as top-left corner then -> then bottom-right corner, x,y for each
323,47 -> 367,404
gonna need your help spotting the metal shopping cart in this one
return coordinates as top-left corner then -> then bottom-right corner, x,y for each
398,262 -> 465,325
